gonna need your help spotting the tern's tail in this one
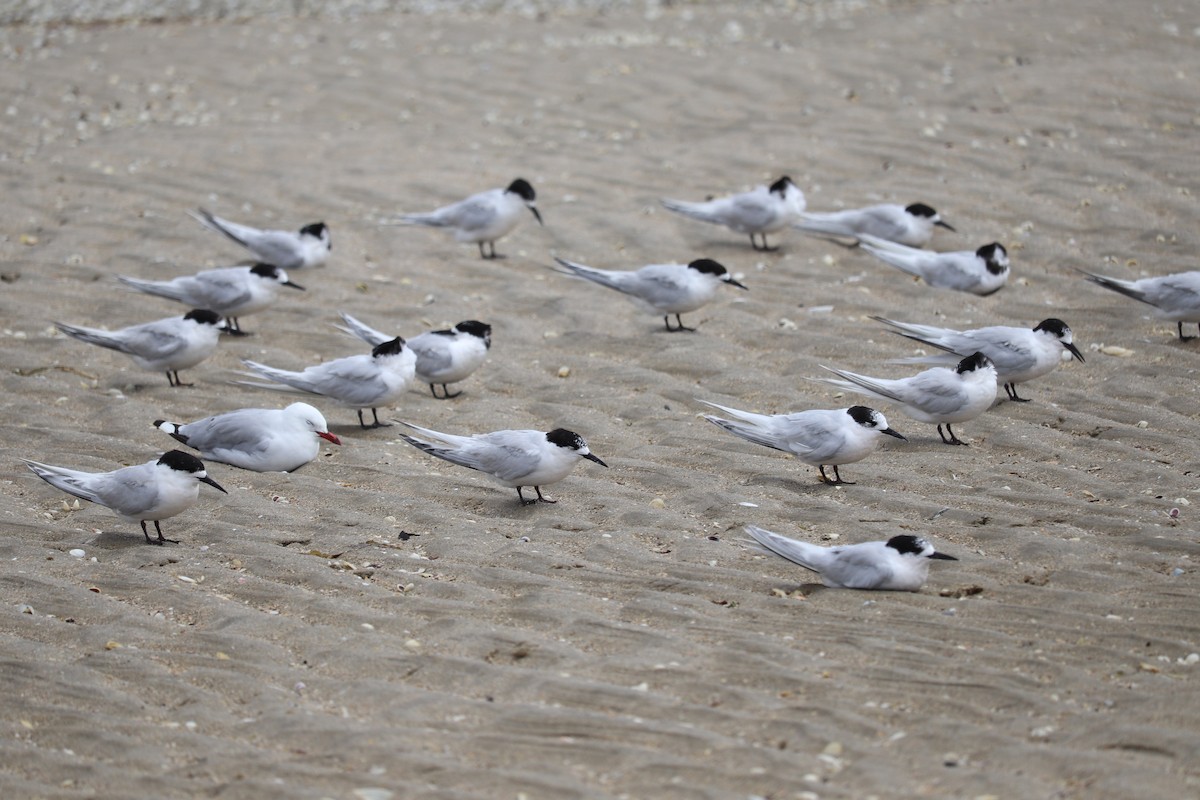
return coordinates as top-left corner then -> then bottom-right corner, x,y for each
1079,271 -> 1149,305
235,360 -> 318,395
189,208 -> 248,248
118,275 -> 185,303
552,257 -> 627,293
794,213 -> 857,239
394,212 -> 448,229
660,198 -> 721,225
703,414 -> 788,454
54,322 -> 128,354
814,367 -> 900,405
743,525 -> 823,573
22,460 -> 103,506
334,312 -> 392,347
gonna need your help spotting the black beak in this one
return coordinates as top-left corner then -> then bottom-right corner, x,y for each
882,427 -> 907,441
529,206 -> 544,226
725,276 -> 749,290
1064,342 -> 1085,363
582,452 -> 608,468
935,220 -> 956,231
929,551 -> 958,561
200,474 -> 228,494
284,280 -> 306,291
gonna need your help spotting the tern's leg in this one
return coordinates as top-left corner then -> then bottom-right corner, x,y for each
516,487 -> 537,506
1178,322 -> 1196,342
167,370 -> 193,388
1003,383 -> 1031,403
534,486 -> 558,504
819,465 -> 855,486
221,318 -> 250,337
664,314 -> 696,333
429,383 -> 462,399
141,520 -> 178,545
938,423 -> 968,446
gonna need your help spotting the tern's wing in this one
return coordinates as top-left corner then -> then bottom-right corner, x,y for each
818,544 -> 895,589
407,193 -> 496,232
743,525 -> 824,575
408,333 -> 452,376
1145,273 -> 1200,313
465,431 -> 544,482
118,321 -> 191,360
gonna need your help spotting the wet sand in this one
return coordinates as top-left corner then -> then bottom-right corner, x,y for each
1,1 -> 1199,797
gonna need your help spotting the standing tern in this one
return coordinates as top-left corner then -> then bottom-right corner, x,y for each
1078,268 -> 1200,340
397,422 -> 607,505
393,178 -> 542,259
155,402 -> 341,473
744,525 -> 957,591
54,309 -> 222,387
661,175 -> 806,251
336,313 -> 492,399
235,337 -> 416,429
873,316 -> 1084,402
553,255 -> 747,332
859,234 -> 1009,296
189,208 -> 331,270
814,352 -> 997,445
119,263 -> 304,335
701,401 -> 904,485
795,202 -> 954,247
23,450 -> 227,545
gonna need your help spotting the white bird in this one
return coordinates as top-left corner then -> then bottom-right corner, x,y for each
873,316 -> 1084,402
189,208 -> 331,270
392,178 -> 542,259
1078,269 -> 1200,341
23,450 -> 227,545
155,402 -> 342,473
814,352 -> 997,445
235,337 -> 416,429
397,422 -> 607,505
794,201 -> 954,247
859,234 -> 1010,296
661,175 -> 806,251
54,309 -> 222,387
335,313 -> 492,399
744,525 -> 957,591
701,401 -> 905,485
119,263 -> 305,335
553,256 -> 747,332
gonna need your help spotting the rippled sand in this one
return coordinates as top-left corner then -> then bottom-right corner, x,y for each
1,2 -> 1198,798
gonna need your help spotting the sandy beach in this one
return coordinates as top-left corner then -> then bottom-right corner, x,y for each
1,1 -> 1199,797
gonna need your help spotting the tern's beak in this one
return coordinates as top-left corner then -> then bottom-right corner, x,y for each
582,452 -> 608,468
882,427 -> 907,441
1064,342 -> 1085,363
200,474 -> 228,494
318,431 -> 342,446
529,206 -> 544,226
725,276 -> 749,290
929,551 -> 958,561
935,219 -> 956,232
284,279 -> 306,291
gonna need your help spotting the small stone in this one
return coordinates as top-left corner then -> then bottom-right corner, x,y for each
557,366 -> 570,378
649,497 -> 666,509
69,549 -> 85,558
1136,420 -> 1149,428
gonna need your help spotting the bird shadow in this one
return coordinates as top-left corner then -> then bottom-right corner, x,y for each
744,474 -> 832,495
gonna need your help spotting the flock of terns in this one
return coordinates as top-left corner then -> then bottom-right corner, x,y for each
22,174 -> 1200,589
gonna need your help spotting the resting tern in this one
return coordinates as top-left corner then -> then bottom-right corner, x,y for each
393,178 -> 542,259
701,401 -> 904,485
397,422 -> 607,505
336,313 -> 491,398
54,309 -> 222,387
553,255 -> 747,332
795,202 -> 954,247
859,234 -> 1009,296
744,525 -> 957,591
23,450 -> 227,545
189,208 -> 331,270
661,175 -> 806,251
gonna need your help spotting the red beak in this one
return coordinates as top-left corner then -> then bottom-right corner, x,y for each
318,431 -> 342,446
